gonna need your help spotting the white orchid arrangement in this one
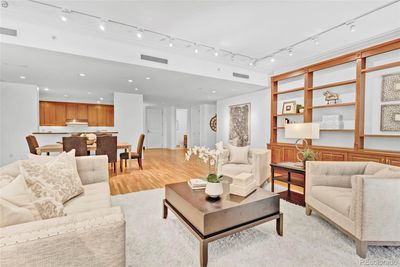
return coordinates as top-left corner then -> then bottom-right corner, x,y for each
185,141 -> 224,175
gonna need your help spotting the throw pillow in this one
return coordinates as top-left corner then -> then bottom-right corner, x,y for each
20,152 -> 84,204
0,198 -> 35,227
0,175 -> 41,221
229,145 -> 249,164
28,149 -> 77,170
374,168 -> 400,177
0,174 -> 14,188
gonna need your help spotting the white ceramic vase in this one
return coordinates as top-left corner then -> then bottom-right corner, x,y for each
205,182 -> 223,198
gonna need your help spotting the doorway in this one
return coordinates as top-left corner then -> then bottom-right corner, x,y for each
145,108 -> 163,148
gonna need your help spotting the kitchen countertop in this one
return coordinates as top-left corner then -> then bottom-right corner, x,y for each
32,132 -> 119,134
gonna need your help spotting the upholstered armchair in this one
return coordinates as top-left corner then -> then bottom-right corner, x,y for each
305,161 -> 400,258
218,148 -> 271,186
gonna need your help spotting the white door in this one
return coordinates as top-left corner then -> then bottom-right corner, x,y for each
146,108 -> 163,148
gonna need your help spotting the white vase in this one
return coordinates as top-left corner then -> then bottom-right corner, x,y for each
205,182 -> 223,198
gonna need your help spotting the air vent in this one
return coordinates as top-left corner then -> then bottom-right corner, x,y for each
141,54 -> 168,64
233,72 -> 249,79
0,27 -> 17,37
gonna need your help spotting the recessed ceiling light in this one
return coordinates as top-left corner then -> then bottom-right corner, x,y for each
146,77 -> 150,80
97,100 -> 101,104
20,75 -> 26,79
99,97 -> 104,100
134,88 -> 139,91
88,92 -> 92,95
44,87 -> 49,91
79,73 -> 86,77
64,94 -> 69,98
128,79 -> 133,83
212,90 -> 216,94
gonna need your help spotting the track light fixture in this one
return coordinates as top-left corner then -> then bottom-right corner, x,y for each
168,38 -> 174,47
98,19 -> 107,31
213,49 -> 219,57
347,21 -> 356,32
288,48 -> 293,56
136,29 -> 143,39
312,36 -> 320,45
231,54 -> 236,61
60,9 -> 70,22
194,45 -> 199,54
270,55 -> 275,63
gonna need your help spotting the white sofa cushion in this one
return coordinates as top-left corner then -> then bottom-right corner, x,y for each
221,164 -> 253,177
228,145 -> 249,164
311,186 -> 352,217
0,198 -> 35,227
64,182 -> 111,215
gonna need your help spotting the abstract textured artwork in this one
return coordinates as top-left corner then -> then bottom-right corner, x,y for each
381,73 -> 400,102
229,103 -> 251,146
380,104 -> 400,131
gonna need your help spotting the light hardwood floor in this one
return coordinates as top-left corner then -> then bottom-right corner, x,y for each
109,148 -> 302,195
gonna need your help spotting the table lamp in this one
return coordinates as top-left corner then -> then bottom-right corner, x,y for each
285,123 -> 320,166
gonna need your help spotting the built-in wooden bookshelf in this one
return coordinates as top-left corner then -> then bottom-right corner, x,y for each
268,38 -> 400,166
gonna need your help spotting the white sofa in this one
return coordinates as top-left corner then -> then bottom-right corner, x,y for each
305,161 -> 400,258
0,155 -> 126,267
218,148 -> 271,186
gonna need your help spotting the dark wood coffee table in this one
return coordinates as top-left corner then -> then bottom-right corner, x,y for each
163,182 -> 283,267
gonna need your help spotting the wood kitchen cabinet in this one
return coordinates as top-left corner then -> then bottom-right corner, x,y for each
39,101 -> 66,126
66,103 -> 88,121
40,101 -> 114,126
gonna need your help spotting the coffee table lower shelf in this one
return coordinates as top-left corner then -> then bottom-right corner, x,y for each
278,190 -> 305,206
163,199 -> 283,267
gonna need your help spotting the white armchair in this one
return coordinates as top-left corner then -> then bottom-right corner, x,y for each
218,148 -> 271,186
305,161 -> 400,258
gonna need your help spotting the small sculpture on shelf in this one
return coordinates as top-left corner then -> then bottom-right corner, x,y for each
323,91 -> 339,104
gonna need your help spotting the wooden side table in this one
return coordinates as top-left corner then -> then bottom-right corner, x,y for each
270,162 -> 306,206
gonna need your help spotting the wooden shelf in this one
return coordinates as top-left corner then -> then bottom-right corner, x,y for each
274,113 -> 303,117
307,79 -> 356,91
272,175 -> 305,187
320,129 -> 354,132
273,87 -> 304,95
362,134 -> 400,138
310,102 -> 356,109
361,61 -> 400,73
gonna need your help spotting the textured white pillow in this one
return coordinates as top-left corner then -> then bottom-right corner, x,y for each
0,198 -> 35,227
28,149 -> 77,170
20,152 -> 84,204
229,145 -> 249,164
0,175 -> 41,221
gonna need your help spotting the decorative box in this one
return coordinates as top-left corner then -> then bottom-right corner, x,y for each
230,180 -> 257,197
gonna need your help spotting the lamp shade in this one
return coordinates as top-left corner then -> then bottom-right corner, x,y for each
285,123 -> 320,139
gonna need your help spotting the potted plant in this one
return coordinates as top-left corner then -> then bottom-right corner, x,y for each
185,142 -> 224,198
297,148 -> 317,168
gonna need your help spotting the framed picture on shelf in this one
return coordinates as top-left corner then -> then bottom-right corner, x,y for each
282,101 -> 297,114
380,104 -> 400,131
381,73 -> 400,102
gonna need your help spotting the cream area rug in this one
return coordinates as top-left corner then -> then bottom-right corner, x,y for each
111,189 -> 400,267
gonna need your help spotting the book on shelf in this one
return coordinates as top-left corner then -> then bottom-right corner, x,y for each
188,178 -> 207,190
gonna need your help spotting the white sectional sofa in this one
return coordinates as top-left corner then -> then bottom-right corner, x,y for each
0,155 -> 126,267
305,161 -> 400,258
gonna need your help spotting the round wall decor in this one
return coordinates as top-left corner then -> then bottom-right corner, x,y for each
210,115 -> 217,132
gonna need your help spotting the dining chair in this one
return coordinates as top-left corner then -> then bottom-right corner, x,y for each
62,136 -> 88,156
96,136 -> 118,173
120,134 -> 145,171
26,135 -> 40,155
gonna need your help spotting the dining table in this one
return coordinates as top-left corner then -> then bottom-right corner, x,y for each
36,142 -> 132,156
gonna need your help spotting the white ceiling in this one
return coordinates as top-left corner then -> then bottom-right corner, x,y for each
1,0 -> 399,72
1,1 -> 399,105
0,43 -> 265,105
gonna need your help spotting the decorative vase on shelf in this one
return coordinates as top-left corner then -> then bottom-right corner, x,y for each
205,173 -> 223,198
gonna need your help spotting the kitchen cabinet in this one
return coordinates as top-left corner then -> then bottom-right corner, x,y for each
39,101 -> 66,126
40,101 -> 113,126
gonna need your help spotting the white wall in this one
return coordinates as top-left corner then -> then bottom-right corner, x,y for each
189,105 -> 201,147
200,104 -> 217,148
217,89 -> 270,148
163,106 -> 176,149
114,93 -> 144,151
176,109 -> 188,147
0,82 -> 39,166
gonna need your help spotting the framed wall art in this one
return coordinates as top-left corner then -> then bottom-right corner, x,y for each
381,73 -> 400,102
229,103 -> 250,146
282,101 -> 297,114
380,104 -> 400,131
